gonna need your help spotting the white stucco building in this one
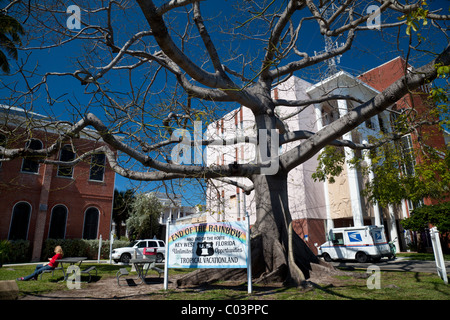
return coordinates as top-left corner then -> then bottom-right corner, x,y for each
205,71 -> 411,253
155,192 -> 205,225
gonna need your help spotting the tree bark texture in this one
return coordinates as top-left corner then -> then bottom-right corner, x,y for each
177,169 -> 322,288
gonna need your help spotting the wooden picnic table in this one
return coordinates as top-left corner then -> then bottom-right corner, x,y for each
116,258 -> 163,286
55,257 -> 87,281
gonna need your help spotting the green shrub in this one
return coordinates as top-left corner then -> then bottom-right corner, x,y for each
8,240 -> 31,263
0,240 -> 11,266
42,239 -> 130,260
0,240 -> 32,264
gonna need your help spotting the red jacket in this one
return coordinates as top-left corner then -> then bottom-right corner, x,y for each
48,253 -> 63,268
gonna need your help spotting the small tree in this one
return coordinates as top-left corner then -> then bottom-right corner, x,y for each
112,189 -> 135,237
402,202 -> 450,234
126,193 -> 162,240
402,202 -> 450,253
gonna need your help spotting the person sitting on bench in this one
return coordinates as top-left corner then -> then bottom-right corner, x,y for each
16,246 -> 64,281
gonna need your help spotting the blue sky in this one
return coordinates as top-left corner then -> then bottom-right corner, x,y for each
2,1 -> 449,205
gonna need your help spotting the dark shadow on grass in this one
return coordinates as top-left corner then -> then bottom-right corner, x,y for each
303,282 -> 370,300
175,281 -> 295,300
20,292 -> 154,300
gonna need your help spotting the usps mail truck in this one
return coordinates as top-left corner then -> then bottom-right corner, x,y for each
316,225 -> 393,263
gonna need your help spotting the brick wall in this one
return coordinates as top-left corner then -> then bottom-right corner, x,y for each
0,127 -> 115,261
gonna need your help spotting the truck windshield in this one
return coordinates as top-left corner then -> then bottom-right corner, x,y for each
371,229 -> 385,243
129,241 -> 138,247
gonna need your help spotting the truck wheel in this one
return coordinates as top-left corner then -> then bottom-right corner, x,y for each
120,253 -> 131,264
356,252 -> 368,263
156,253 -> 164,263
322,253 -> 332,262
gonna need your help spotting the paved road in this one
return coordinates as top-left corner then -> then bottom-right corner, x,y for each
331,257 -> 450,274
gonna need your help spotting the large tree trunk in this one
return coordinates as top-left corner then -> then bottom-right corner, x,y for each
251,171 -> 321,285
177,97 -> 330,288
177,170 -> 328,288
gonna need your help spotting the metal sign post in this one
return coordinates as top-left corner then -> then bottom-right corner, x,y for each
97,235 -> 102,263
164,217 -> 171,290
109,232 -> 114,264
430,227 -> 448,285
246,211 -> 252,294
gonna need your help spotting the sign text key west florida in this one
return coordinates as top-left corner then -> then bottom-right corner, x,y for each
168,222 -> 248,268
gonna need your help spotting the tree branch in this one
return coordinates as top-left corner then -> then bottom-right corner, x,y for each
136,0 -> 232,90
281,43 -> 450,171
274,95 -> 364,107
260,0 -> 300,82
213,177 -> 254,195
0,112 -> 268,180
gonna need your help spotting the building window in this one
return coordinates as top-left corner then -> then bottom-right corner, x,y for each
377,114 -> 387,134
0,134 -> 5,168
230,194 -> 237,208
57,145 -> 76,178
89,153 -> 106,181
83,207 -> 99,239
400,134 -> 415,176
321,103 -> 339,127
21,139 -> 43,173
48,205 -> 68,239
8,202 -> 31,240
365,117 -> 374,130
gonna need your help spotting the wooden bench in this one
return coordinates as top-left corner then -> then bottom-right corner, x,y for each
81,266 -> 97,283
38,266 -> 63,280
149,263 -> 163,278
116,268 -> 130,286
39,265 -> 97,283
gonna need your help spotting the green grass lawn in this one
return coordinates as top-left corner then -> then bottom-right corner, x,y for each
1,263 -> 449,300
157,270 -> 450,300
397,252 -> 450,261
0,263 -> 120,296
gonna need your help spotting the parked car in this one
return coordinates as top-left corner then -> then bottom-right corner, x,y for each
112,239 -> 165,264
316,225 -> 393,263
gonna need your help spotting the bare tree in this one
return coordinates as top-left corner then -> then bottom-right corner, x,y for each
1,0 -> 449,286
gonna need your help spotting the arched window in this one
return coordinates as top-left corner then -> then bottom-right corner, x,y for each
83,207 -> 99,239
8,202 -> 32,240
89,153 -> 106,181
57,144 -> 76,178
48,205 -> 68,239
21,139 -> 43,173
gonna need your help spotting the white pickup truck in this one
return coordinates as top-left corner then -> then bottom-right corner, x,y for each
112,239 -> 165,264
316,226 -> 394,263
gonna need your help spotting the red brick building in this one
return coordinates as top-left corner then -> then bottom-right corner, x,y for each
359,56 -> 448,209
0,106 -> 116,261
360,57 -> 449,252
